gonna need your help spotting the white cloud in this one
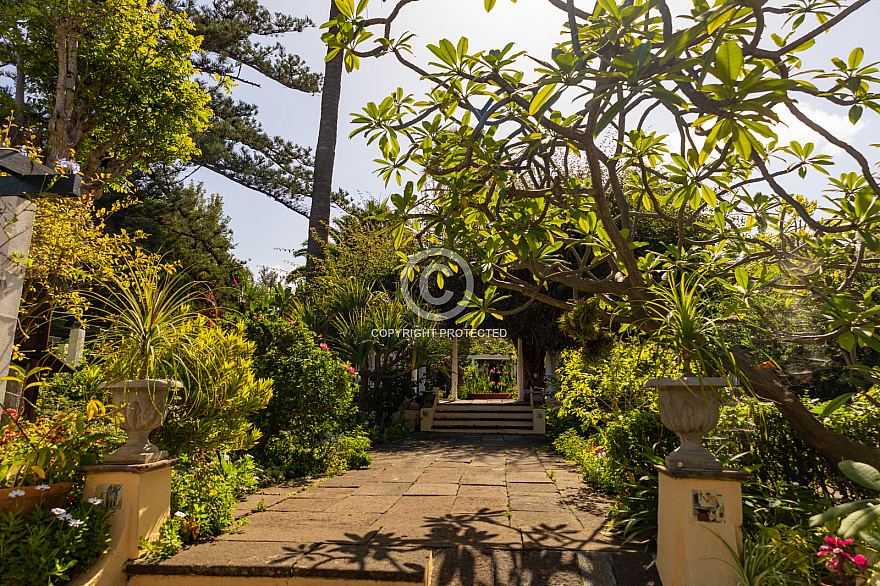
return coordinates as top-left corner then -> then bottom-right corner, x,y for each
772,102 -> 867,156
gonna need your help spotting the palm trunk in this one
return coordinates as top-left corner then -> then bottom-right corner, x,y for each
305,2 -> 343,277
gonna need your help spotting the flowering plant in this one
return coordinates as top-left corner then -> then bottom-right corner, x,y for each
0,367 -> 119,488
817,536 -> 870,585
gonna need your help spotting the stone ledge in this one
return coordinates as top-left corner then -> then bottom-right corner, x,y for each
125,542 -> 430,583
655,465 -> 753,481
80,458 -> 180,474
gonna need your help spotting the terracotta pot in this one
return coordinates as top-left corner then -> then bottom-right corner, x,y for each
0,482 -> 73,515
644,377 -> 731,470
102,379 -> 181,464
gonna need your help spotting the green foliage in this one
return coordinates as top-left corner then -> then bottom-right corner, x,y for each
154,318 -> 273,455
0,406 -> 117,488
93,263 -> 199,381
368,373 -> 417,423
244,315 -> 357,441
10,0 -> 211,182
99,174 -> 245,308
552,343 -> 679,438
163,452 -> 258,548
256,430 -> 372,482
717,525 -> 816,586
0,502 -> 113,585
810,460 -> 880,551
711,397 -> 880,498
38,365 -> 105,412
365,422 -> 410,446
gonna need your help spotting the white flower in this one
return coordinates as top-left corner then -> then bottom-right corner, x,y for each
7,490 -> 25,498
67,519 -> 84,527
174,511 -> 187,518
59,513 -> 73,522
87,497 -> 103,505
51,508 -> 66,516
35,484 -> 51,491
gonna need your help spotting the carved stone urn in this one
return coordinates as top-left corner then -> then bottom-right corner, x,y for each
102,379 -> 182,464
644,377 -> 732,470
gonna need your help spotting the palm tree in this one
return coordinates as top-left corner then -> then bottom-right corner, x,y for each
305,1 -> 343,277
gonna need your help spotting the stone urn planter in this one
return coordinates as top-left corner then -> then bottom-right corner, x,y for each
0,482 -> 73,515
102,379 -> 182,464
644,377 -> 732,470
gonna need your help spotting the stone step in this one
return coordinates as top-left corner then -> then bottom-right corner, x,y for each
432,419 -> 533,428
433,411 -> 532,420
125,543 -> 432,585
435,405 -> 532,412
430,427 -> 543,434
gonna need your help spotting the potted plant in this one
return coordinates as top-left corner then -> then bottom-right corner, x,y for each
93,265 -> 195,464
0,367 -> 116,513
642,272 -> 732,470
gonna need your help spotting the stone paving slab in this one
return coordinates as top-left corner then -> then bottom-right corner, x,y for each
233,493 -> 287,519
137,432 -> 660,585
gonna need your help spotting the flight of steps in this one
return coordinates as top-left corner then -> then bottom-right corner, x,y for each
429,402 -> 538,434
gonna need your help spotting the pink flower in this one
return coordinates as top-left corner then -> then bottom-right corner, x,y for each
851,554 -> 868,568
319,343 -> 330,351
345,365 -> 357,375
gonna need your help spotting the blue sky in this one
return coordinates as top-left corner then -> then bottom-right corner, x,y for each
194,0 -> 880,272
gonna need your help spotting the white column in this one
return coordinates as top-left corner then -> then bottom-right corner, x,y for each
545,350 -> 558,395
65,326 -> 86,368
451,337 -> 458,402
0,197 -> 36,414
516,338 -> 525,402
418,366 -> 426,395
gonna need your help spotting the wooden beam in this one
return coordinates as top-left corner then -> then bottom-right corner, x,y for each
0,174 -> 82,197
0,148 -> 56,178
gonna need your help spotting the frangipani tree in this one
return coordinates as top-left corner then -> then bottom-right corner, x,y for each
324,0 -> 880,467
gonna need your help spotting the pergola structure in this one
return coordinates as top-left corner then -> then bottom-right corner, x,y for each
0,148 -> 81,415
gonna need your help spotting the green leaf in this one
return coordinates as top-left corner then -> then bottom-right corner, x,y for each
734,266 -> 748,290
840,506 -> 880,539
715,40 -> 743,83
849,105 -> 863,125
809,499 -> 874,526
848,47 -> 865,69
820,393 -> 855,418
839,460 -> 880,492
484,0 -> 497,10
529,83 -> 557,116
839,330 -> 856,352
860,531 -> 880,551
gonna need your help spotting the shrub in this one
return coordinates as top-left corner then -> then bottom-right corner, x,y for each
257,430 -> 372,482
369,374 -> 416,424
154,317 -> 273,454
244,315 -> 357,442
551,343 -> 678,437
170,451 -> 259,542
141,451 -> 260,558
0,501 -> 113,585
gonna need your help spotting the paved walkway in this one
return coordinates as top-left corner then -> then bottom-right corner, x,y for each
135,434 -> 659,585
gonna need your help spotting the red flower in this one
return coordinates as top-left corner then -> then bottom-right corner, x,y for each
319,343 -> 330,351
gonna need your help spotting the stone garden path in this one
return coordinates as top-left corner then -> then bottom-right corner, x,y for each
130,433 -> 659,585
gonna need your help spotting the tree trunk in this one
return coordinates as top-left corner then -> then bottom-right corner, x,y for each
305,2 -> 343,277
47,20 -> 78,165
731,348 -> 880,470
